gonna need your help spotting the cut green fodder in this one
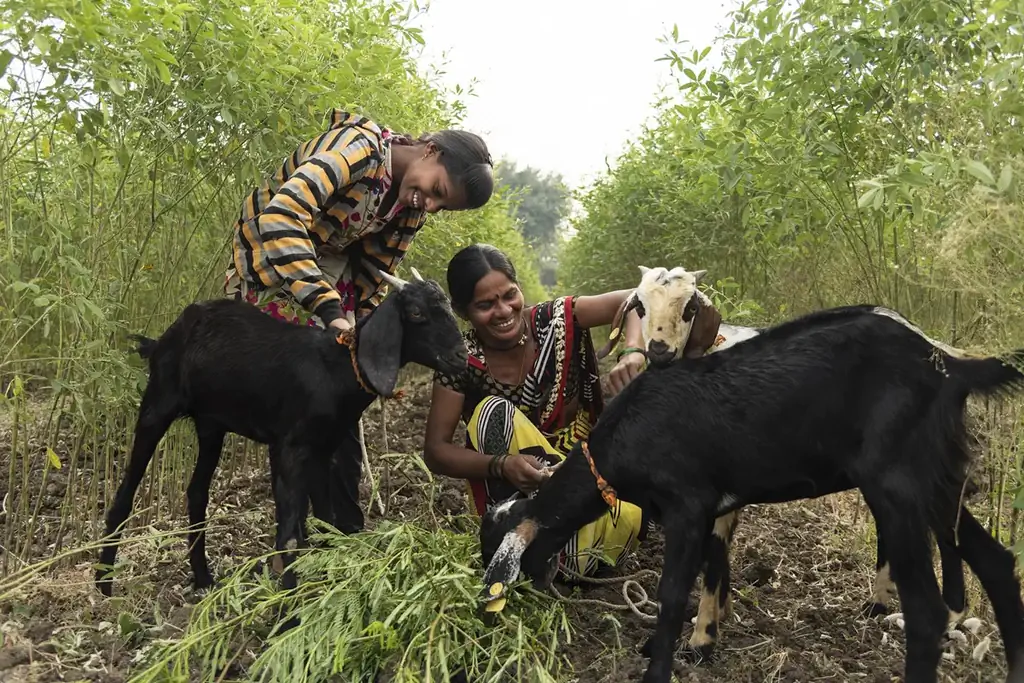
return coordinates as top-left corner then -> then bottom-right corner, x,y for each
129,519 -> 572,683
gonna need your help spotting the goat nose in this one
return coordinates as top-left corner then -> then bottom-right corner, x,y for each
649,340 -> 670,356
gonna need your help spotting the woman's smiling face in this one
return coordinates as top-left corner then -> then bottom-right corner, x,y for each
465,269 -> 526,346
397,142 -> 469,213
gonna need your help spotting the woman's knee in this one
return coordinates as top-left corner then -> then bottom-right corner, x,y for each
469,397 -> 519,455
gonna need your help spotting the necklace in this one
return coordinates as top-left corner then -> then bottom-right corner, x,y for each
480,317 -> 531,387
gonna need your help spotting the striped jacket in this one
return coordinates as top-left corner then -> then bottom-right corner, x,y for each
230,110 -> 426,326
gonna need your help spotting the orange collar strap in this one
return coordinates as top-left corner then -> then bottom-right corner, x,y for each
335,329 -> 405,401
581,440 -> 618,508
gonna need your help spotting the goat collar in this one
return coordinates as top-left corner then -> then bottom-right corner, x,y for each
334,329 -> 404,400
581,440 -> 618,508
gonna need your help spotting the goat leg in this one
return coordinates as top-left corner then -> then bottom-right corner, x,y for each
953,507 -> 1024,682
272,442 -> 312,591
95,390 -> 180,596
862,485 -> 947,683
641,508 -> 711,683
684,509 -> 739,663
186,420 -> 225,590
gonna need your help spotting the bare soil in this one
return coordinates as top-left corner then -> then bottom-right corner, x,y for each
0,370 -> 1013,682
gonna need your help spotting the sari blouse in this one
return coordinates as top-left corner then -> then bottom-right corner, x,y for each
434,296 -> 605,455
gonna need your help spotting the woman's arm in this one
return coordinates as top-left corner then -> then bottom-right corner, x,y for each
423,382 -> 547,492
573,289 -> 646,396
257,131 -> 381,328
423,382 -> 491,479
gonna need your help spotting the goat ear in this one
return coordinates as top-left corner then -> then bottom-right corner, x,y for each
596,293 -> 639,360
356,298 -> 403,397
481,519 -> 538,611
692,269 -> 708,284
683,295 -> 723,360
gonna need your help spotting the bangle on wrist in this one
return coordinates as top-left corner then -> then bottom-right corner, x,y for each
487,453 -> 508,479
616,346 -> 645,361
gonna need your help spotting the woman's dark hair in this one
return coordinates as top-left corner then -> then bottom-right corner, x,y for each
421,130 -> 494,210
447,243 -> 518,316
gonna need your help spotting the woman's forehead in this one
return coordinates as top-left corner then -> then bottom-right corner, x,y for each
472,270 -> 516,300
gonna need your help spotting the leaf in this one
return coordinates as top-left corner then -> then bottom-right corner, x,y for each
46,447 -> 61,470
33,295 -> 50,307
0,51 -> 13,78
857,186 -> 880,209
963,159 -> 995,186
32,33 -> 52,55
118,612 -> 141,637
154,60 -> 172,85
108,78 -> 125,96
998,164 -> 1013,193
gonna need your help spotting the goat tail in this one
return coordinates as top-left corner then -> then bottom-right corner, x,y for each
128,334 -> 158,360
945,348 -> 1024,398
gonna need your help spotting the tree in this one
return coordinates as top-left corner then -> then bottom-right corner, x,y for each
495,160 -> 571,252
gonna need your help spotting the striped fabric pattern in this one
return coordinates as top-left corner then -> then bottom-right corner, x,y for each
230,110 -> 427,325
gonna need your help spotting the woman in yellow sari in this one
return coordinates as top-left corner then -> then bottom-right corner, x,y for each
424,244 -> 649,577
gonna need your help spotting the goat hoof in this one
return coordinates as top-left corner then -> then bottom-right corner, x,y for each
192,574 -> 216,592
861,601 -> 889,618
95,573 -> 113,597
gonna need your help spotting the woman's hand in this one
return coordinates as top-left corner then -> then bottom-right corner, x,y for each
608,350 -> 646,397
329,317 -> 353,334
501,454 -> 547,494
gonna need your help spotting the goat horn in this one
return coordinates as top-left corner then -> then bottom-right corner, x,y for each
692,269 -> 708,284
410,267 -> 425,282
379,270 -> 408,291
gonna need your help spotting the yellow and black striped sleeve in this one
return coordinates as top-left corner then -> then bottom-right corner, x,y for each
256,129 -> 382,325
350,207 -> 427,318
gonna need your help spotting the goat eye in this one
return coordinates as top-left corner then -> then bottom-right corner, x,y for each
682,300 -> 698,322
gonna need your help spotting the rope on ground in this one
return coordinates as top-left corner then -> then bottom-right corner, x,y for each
549,563 -> 661,623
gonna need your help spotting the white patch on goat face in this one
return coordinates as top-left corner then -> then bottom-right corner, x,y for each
483,520 -> 538,597
634,265 -> 700,360
491,497 -> 518,519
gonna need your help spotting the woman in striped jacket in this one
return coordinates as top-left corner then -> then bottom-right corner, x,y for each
224,109 -> 494,333
224,109 -> 493,534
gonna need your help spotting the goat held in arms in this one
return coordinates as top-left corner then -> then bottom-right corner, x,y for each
599,265 -> 971,659
95,270 -> 467,596
481,303 -> 1024,683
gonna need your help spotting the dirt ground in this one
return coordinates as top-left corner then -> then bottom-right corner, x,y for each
0,369 -> 1014,683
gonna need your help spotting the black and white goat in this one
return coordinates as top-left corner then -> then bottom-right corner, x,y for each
599,265 -> 969,658
480,303 -> 1024,683
95,270 -> 467,596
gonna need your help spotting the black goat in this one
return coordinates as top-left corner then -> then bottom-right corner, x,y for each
479,304 -> 1024,683
603,266 -> 971,657
95,271 -> 467,596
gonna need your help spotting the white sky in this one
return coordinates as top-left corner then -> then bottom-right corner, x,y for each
412,0 -> 736,190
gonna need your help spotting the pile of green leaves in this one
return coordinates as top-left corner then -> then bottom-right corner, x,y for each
130,520 -> 571,683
